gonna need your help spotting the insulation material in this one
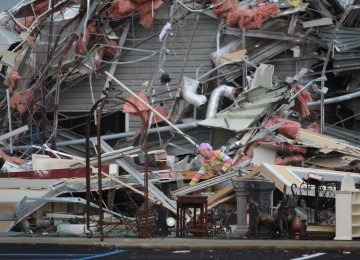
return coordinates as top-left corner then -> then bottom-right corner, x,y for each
274,154 -> 304,165
34,0 -> 51,15
94,48 -> 103,69
138,0 -> 163,28
264,117 -> 301,140
306,122 -> 320,133
107,0 -> 139,19
122,90 -> 150,120
9,89 -> 36,115
152,105 -> 169,124
0,151 -> 25,165
75,21 -> 97,54
8,68 -> 21,91
222,2 -> 280,30
14,16 -> 35,33
278,142 -> 307,155
212,0 -> 238,19
292,84 -> 313,117
139,11 -> 156,28
102,37 -> 119,58
108,0 -> 163,28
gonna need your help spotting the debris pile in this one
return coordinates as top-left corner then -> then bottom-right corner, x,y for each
0,0 -> 360,240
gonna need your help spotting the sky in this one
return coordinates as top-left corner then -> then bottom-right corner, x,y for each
0,0 -> 22,12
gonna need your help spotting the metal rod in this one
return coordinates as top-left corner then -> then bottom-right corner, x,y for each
1,122 -> 199,152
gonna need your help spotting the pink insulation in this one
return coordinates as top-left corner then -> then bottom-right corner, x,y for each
8,68 -> 22,91
9,89 -> 35,115
102,38 -> 119,58
107,0 -> 163,28
122,91 -> 169,123
213,0 -> 238,18
34,0 -> 51,15
275,154 -> 304,166
76,21 -> 97,54
306,122 -> 320,133
14,16 -> 35,33
264,117 -> 301,140
0,150 -> 25,165
212,0 -> 280,30
278,142 -> 307,154
293,84 -> 313,117
122,90 -> 150,113
151,105 -> 168,124
107,0 -> 139,19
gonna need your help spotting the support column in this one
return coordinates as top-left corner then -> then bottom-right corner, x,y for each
231,177 -> 248,238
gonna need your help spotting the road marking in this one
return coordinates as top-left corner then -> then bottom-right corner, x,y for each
0,253 -> 91,258
172,250 -> 191,253
291,252 -> 326,260
0,249 -> 126,259
79,249 -> 126,260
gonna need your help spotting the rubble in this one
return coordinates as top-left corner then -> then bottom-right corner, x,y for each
0,0 -> 360,240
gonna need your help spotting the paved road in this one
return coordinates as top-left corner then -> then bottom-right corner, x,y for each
0,244 -> 359,260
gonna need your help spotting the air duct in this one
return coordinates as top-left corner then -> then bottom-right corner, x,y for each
206,85 -> 236,118
182,76 -> 207,108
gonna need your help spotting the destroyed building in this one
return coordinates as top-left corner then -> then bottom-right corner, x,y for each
1,0 -> 360,240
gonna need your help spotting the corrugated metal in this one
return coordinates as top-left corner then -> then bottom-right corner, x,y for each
198,105 -> 268,132
58,12 -> 218,132
199,86 -> 287,131
324,123 -> 360,147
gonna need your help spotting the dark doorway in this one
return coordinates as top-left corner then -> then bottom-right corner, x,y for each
57,111 -> 126,136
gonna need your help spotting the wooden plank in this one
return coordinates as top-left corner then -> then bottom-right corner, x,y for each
181,170 -> 214,181
207,167 -> 261,206
208,194 -> 236,209
207,184 -> 234,206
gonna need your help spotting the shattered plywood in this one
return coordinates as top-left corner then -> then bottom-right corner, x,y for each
298,129 -> 360,157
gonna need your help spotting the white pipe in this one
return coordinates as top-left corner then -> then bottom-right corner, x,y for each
206,85 -> 235,118
308,91 -> 360,108
104,71 -> 198,147
182,76 -> 207,108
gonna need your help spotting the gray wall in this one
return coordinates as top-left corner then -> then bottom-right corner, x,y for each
58,11 -> 219,132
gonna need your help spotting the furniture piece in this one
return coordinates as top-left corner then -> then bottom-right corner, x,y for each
335,175 -> 360,240
176,195 -> 208,237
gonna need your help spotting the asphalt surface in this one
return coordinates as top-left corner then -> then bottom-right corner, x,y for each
0,244 -> 359,260
0,236 -> 359,252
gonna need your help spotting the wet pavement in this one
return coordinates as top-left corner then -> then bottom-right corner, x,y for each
0,240 -> 360,260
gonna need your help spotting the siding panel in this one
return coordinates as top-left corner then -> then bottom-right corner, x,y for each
59,12 -> 219,132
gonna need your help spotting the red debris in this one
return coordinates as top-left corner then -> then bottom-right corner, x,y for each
107,0 -> 138,19
8,68 -> 22,91
264,117 -> 301,140
278,142 -> 307,154
292,84 -> 313,117
9,88 -> 36,114
212,0 -> 280,31
275,154 -> 304,165
75,21 -> 97,54
14,16 -> 35,33
0,150 -> 25,165
34,0 -> 51,15
123,90 -> 150,121
107,0 -> 163,28
151,105 -> 168,124
306,122 -> 320,133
